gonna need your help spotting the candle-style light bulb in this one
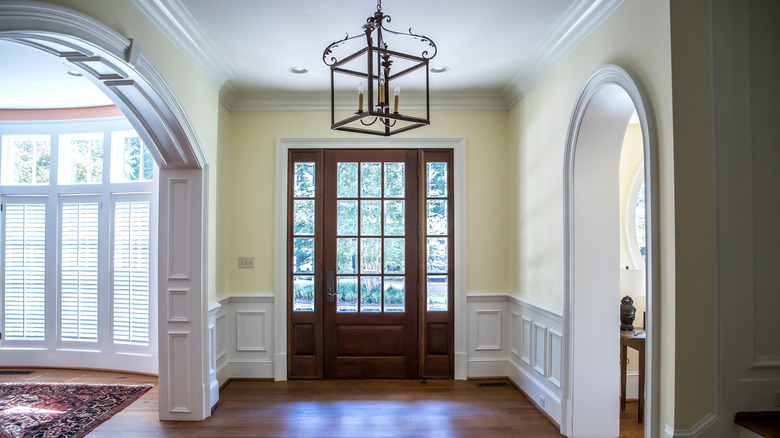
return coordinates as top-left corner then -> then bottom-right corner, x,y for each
393,84 -> 400,113
378,77 -> 385,104
358,82 -> 364,112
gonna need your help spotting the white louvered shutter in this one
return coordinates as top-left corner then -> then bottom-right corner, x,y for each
59,199 -> 100,342
113,198 -> 151,345
3,201 -> 47,341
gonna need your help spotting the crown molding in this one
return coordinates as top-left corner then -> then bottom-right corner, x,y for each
500,0 -> 625,108
132,0 -> 234,87
139,0 -> 623,111
223,89 -> 508,112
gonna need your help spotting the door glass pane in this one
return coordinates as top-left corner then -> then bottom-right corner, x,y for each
426,162 -> 447,198
360,276 -> 381,313
427,275 -> 448,311
360,200 -> 381,235
384,238 -> 405,274
384,200 -> 404,236
337,238 -> 357,274
293,276 -> 314,312
360,238 -> 381,274
426,237 -> 448,273
337,200 -> 358,235
337,277 -> 358,313
294,162 -> 316,198
384,276 -> 405,312
384,162 -> 405,198
427,200 -> 447,235
360,162 -> 382,198
293,237 -> 314,273
337,162 -> 358,198
294,200 -> 315,235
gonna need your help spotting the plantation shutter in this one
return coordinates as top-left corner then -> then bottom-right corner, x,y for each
3,201 -> 47,341
112,197 -> 151,345
59,199 -> 100,342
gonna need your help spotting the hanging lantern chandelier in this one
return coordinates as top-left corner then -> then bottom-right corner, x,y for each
323,0 -> 437,136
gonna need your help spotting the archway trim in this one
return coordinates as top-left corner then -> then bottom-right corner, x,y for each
0,0 -> 212,421
562,64 -> 660,437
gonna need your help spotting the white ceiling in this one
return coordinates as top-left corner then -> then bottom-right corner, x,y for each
0,40 -> 113,109
0,0 -> 623,110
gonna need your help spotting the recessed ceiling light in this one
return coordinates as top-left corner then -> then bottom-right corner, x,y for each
65,70 -> 83,77
288,66 -> 308,74
430,66 -> 449,73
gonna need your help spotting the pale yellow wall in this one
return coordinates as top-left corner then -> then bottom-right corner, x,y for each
225,110 -> 509,296
216,104 -> 232,296
42,0 -> 222,301
507,0 -> 676,429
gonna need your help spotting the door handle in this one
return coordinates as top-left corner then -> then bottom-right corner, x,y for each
325,270 -> 337,302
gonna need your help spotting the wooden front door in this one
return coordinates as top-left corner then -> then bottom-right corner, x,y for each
287,148 -> 453,379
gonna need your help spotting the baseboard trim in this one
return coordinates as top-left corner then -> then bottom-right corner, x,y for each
664,413 -> 719,437
218,377 -> 275,391
507,377 -> 561,431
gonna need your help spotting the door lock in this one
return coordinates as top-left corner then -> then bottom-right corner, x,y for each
325,271 -> 337,302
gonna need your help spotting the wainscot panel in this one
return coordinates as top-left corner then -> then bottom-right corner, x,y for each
467,293 -> 564,425
213,295 -> 275,383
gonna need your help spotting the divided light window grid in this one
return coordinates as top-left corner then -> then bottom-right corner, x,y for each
335,161 -> 406,313
425,161 -> 449,311
0,135 -> 51,185
292,162 -> 316,312
0,124 -> 155,352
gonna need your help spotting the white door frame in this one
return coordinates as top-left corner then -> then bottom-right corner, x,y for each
0,1 -> 211,421
561,65 -> 660,437
274,138 -> 468,381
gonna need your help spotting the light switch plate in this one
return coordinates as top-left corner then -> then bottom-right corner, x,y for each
238,257 -> 254,269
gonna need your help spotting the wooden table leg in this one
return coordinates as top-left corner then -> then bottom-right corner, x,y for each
621,342 -> 627,411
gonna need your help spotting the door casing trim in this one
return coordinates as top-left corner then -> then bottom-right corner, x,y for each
274,138 -> 467,380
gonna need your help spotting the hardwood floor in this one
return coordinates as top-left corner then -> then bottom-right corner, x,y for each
619,401 -> 644,438
1,369 -> 565,437
1,368 -> 644,437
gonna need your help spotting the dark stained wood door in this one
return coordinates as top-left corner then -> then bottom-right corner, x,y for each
287,148 -> 453,380
322,149 -> 419,378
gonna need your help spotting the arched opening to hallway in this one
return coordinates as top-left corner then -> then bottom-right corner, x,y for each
562,65 -> 660,438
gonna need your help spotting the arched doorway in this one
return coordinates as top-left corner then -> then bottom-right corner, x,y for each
0,1 -> 211,421
561,65 -> 660,437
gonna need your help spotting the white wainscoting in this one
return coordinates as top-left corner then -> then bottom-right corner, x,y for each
467,293 -> 564,425
214,295 -> 275,386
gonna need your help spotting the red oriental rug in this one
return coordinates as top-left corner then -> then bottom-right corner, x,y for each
0,382 -> 152,438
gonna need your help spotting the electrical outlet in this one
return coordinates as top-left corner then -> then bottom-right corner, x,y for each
539,395 -> 545,408
238,257 -> 255,269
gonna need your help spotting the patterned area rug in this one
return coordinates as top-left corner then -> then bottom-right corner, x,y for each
0,382 -> 152,438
